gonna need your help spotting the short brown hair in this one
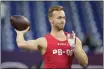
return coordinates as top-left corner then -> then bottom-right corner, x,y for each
48,6 -> 64,18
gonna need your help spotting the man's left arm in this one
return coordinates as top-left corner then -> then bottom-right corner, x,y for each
73,37 -> 88,67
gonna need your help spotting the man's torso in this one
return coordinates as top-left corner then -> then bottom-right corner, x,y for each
41,33 -> 74,68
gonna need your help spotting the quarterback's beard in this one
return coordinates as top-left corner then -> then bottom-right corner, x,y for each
55,24 -> 65,31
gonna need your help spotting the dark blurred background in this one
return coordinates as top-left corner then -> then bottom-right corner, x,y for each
1,1 -> 103,69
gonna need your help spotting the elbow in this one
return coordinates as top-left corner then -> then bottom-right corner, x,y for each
17,42 -> 26,49
17,43 -> 29,51
80,59 -> 88,67
18,44 -> 22,48
16,40 -> 26,47
17,44 -> 24,49
81,61 -> 88,67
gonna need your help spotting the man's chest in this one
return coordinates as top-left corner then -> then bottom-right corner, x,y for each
47,42 -> 73,56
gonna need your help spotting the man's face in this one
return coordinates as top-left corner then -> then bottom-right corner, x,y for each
50,10 -> 66,30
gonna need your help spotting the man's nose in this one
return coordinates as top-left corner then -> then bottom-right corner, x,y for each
61,19 -> 65,23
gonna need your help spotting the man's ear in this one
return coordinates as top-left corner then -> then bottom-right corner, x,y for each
49,17 -> 53,23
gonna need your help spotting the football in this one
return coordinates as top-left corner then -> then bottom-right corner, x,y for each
10,15 -> 30,31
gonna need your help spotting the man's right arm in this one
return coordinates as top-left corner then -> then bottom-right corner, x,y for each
15,27 -> 44,51
16,32 -> 40,51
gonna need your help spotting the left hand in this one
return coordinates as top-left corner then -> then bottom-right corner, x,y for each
67,31 -> 76,49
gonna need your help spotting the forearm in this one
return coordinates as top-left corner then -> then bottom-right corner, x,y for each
73,48 -> 88,67
16,32 -> 39,51
16,32 -> 26,46
14,27 -> 38,51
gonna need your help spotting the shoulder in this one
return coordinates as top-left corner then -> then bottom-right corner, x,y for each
28,37 -> 47,46
36,33 -> 51,44
37,37 -> 47,47
36,37 -> 47,43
